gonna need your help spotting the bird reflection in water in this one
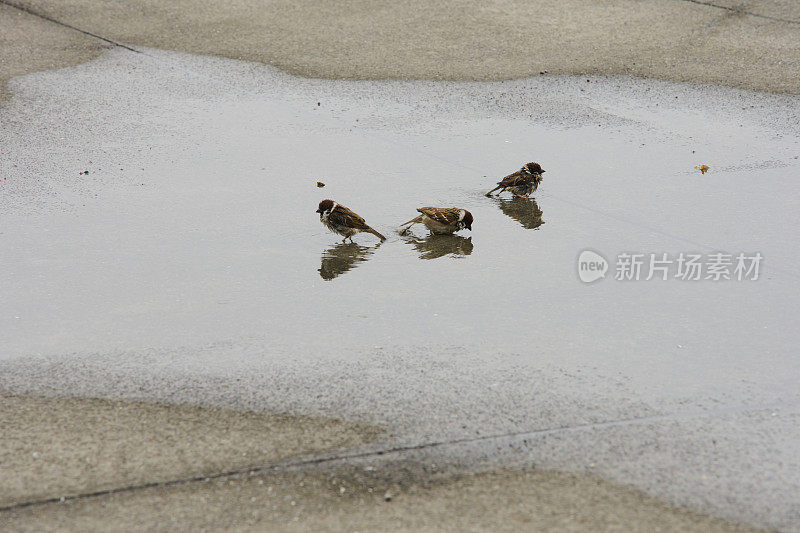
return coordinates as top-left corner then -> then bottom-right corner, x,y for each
403,233 -> 474,260
492,197 -> 545,230
318,242 -> 380,281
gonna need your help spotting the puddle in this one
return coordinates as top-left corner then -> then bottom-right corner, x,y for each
0,49 -> 799,400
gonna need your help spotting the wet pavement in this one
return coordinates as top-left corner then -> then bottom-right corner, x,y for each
1,48 -> 800,529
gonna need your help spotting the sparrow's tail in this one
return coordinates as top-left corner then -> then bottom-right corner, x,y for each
366,227 -> 386,241
486,185 -> 502,197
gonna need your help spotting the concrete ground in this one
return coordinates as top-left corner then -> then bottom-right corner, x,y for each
0,395 -> 381,508
0,397 -> 760,532
1,1 -> 799,531
1,0 -> 800,99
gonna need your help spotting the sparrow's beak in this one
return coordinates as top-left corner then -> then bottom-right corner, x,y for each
315,208 -> 322,213
541,169 -> 546,173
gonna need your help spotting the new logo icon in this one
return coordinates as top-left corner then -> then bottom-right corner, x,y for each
577,250 -> 608,283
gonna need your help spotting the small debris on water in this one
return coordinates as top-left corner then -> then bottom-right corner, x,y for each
695,164 -> 710,174
384,492 -> 392,502
317,181 -> 325,188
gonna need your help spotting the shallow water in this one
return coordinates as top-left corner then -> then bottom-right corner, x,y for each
2,50 -> 798,399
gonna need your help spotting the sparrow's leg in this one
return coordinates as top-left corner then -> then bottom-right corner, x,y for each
399,216 -> 421,235
399,216 -> 422,234
400,216 -> 422,227
485,185 -> 502,197
512,190 -> 527,198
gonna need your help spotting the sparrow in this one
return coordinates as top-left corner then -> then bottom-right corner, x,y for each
486,162 -> 545,198
317,199 -> 386,242
399,207 -> 473,235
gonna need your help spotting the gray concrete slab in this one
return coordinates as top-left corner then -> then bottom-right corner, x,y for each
0,2 -> 106,102
1,47 -> 799,530
2,1 -> 800,530
0,462 -> 760,532
2,0 -> 800,94
0,395 -> 380,507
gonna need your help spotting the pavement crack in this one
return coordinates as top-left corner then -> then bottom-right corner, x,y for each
0,0 -> 141,52
674,0 -> 800,24
1,399 -> 795,514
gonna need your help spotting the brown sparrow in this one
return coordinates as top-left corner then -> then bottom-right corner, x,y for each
400,207 -> 473,235
486,162 -> 545,198
317,199 -> 386,242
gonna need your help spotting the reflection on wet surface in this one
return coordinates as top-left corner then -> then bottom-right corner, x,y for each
492,197 -> 545,230
319,242 -> 380,280
402,233 -> 474,259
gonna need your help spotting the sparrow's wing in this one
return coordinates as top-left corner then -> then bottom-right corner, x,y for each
497,170 -> 528,187
417,207 -> 461,225
330,205 -> 371,230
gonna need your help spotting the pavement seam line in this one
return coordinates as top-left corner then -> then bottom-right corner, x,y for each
674,0 -> 800,24
0,0 -> 141,52
1,399 -> 794,513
